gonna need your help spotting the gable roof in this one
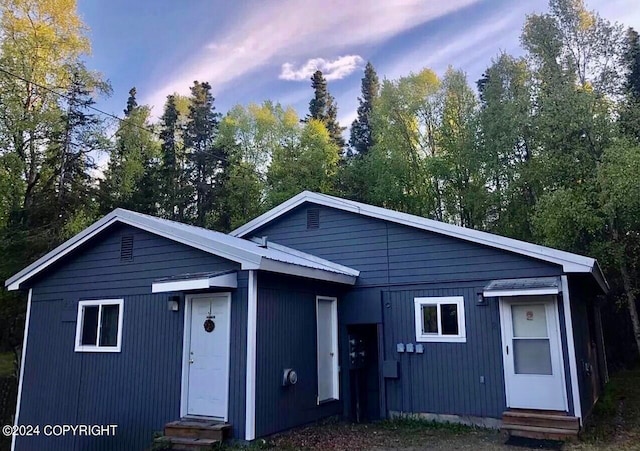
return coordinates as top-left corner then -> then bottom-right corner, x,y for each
5,208 -> 359,291
230,191 -> 608,293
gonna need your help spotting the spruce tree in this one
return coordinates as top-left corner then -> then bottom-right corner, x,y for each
184,81 -> 221,226
621,28 -> 640,141
349,62 -> 379,157
305,70 -> 345,149
124,87 -> 138,117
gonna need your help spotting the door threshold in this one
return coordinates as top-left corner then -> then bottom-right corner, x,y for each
183,414 -> 225,421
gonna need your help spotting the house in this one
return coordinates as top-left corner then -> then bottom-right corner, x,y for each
5,191 -> 608,450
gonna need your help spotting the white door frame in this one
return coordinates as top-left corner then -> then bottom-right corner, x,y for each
498,295 -> 568,411
180,292 -> 232,420
316,296 -> 339,403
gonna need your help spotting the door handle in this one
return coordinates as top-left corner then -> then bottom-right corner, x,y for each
506,346 -> 509,355
189,359 -> 194,364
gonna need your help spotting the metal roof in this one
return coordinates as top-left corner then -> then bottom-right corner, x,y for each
483,277 -> 562,297
5,208 -> 359,291
230,191 -> 608,293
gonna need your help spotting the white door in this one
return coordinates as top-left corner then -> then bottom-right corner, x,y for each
187,294 -> 230,418
317,296 -> 338,403
500,296 -> 567,411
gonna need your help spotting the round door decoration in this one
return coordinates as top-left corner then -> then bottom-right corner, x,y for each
203,316 -> 215,333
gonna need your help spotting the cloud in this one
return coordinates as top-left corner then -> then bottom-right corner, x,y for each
280,55 -> 364,81
143,0 -> 479,113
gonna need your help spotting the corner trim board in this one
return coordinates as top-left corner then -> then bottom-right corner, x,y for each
11,288 -> 32,451
245,270 -> 257,440
561,275 -> 583,424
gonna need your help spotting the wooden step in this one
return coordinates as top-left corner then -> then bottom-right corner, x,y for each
503,411 -> 580,431
156,436 -> 220,450
164,419 -> 231,441
502,424 -> 579,441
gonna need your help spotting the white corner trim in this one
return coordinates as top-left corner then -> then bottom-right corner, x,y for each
11,288 -> 32,451
561,275 -> 582,424
245,270 -> 258,440
483,288 -> 560,298
74,299 -> 124,353
152,272 -> 238,293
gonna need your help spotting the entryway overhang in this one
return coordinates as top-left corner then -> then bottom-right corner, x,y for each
483,276 -> 561,298
152,270 -> 238,293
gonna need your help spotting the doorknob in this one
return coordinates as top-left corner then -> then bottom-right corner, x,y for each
189,359 -> 194,364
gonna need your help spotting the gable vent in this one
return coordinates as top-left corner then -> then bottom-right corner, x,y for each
120,235 -> 134,262
307,208 -> 320,230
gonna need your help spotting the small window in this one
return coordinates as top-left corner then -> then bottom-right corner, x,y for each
75,299 -> 124,352
414,296 -> 466,343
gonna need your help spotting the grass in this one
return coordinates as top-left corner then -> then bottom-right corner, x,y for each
0,352 -> 15,377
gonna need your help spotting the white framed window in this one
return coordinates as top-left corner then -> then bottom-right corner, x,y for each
414,296 -> 466,343
75,299 -> 124,352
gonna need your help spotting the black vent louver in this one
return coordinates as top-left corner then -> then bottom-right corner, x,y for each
307,208 -> 320,230
120,235 -> 134,262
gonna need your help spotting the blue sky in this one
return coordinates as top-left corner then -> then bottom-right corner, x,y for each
79,0 -> 640,128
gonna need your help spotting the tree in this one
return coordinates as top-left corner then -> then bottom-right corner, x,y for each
124,87 -> 138,117
305,70 -> 345,149
266,119 -> 340,207
184,81 -> 221,226
100,92 -> 159,214
349,62 -> 380,157
477,53 -> 536,239
620,28 -> 640,141
158,94 -> 191,221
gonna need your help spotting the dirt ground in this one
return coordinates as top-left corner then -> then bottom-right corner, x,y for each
236,368 -> 640,451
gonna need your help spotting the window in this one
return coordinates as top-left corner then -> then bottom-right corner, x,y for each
75,299 -> 124,352
414,296 -> 466,343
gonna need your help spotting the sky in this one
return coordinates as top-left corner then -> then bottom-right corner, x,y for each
78,0 -> 640,130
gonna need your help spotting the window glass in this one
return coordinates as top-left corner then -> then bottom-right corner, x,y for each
441,304 -> 459,335
81,306 -> 99,346
421,305 -> 437,334
99,304 -> 120,347
512,304 -> 547,338
513,339 -> 552,374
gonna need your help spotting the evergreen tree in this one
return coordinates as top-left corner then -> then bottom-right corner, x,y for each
184,81 -> 221,226
621,28 -> 640,141
305,70 -> 345,149
159,94 -> 191,221
124,87 -> 138,117
349,62 -> 379,156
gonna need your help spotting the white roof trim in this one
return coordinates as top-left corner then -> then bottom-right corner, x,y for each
152,272 -> 238,293
231,191 -> 608,293
5,208 -> 358,290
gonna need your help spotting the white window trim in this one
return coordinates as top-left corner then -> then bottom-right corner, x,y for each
74,299 -> 124,352
316,296 -> 339,403
414,296 -> 466,343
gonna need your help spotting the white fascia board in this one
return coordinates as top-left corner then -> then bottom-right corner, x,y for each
231,192 -> 602,280
259,258 -> 357,285
483,288 -> 560,297
152,272 -> 238,293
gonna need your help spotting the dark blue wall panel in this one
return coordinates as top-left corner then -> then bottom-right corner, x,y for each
255,273 -> 344,437
16,223 -> 246,451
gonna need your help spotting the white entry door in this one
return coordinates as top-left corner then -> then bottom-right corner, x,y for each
317,296 -> 338,403
499,296 -> 567,411
186,293 -> 230,418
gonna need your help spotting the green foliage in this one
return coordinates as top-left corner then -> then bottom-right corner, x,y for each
305,70 -> 345,149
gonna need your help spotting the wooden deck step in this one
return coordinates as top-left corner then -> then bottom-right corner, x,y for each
164,419 -> 232,441
501,409 -> 579,441
158,436 -> 220,451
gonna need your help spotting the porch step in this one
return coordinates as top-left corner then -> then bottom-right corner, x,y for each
502,410 -> 579,441
157,436 -> 220,450
164,419 -> 232,441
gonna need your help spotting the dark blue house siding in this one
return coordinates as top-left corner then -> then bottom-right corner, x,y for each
255,273 -> 344,437
16,224 -> 247,451
252,203 -> 569,421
